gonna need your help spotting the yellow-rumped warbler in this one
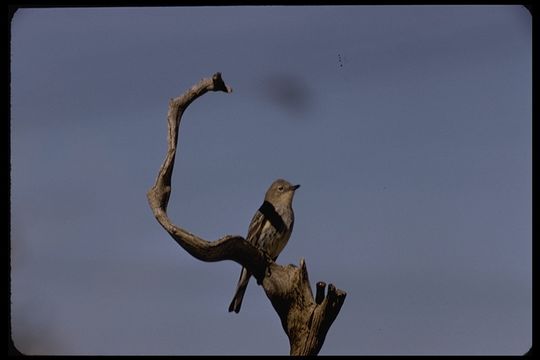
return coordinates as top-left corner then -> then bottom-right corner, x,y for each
228,179 -> 300,313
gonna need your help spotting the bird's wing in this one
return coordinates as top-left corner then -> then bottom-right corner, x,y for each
245,209 -> 267,245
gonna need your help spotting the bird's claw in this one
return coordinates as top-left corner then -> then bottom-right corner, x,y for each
263,251 -> 273,278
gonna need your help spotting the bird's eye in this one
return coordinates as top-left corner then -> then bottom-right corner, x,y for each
278,186 -> 284,192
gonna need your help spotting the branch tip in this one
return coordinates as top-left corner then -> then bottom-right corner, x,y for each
299,258 -> 310,281
315,282 -> 326,304
212,72 -> 233,93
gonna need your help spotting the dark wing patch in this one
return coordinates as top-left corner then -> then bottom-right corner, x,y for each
258,201 -> 286,233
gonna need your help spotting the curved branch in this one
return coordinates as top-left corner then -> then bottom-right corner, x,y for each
146,73 -> 268,280
147,73 -> 346,355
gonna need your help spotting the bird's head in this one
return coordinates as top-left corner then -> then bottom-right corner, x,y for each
265,178 -> 300,205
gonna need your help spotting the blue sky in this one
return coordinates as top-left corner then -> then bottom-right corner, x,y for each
10,6 -> 531,355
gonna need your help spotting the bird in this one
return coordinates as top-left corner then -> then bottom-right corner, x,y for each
228,178 -> 300,313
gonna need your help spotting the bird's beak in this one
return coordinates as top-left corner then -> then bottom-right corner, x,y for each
291,184 -> 301,191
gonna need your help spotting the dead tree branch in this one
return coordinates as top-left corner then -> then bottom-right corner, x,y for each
147,72 -> 346,355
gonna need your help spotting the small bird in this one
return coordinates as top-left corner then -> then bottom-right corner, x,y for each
228,179 -> 300,313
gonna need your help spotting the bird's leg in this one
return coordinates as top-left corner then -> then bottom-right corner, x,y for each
256,250 -> 274,284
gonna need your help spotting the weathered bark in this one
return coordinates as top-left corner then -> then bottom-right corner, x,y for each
147,72 -> 346,355
263,260 -> 347,355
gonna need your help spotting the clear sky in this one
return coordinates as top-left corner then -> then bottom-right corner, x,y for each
10,6 -> 531,355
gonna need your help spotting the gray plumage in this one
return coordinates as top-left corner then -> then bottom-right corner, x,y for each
228,179 -> 300,313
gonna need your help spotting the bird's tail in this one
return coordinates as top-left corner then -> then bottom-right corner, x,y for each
228,267 -> 251,313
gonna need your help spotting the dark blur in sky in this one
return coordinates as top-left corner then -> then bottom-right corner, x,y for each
10,6 -> 531,355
